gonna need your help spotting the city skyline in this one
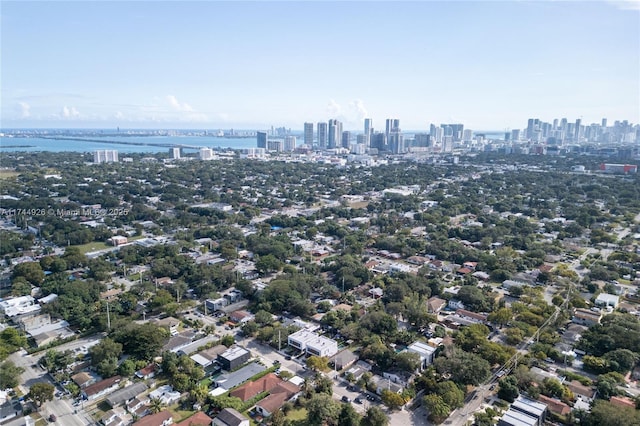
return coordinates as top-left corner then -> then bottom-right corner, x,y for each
1,1 -> 639,130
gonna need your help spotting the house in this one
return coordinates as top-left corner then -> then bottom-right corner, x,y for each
126,396 -> 149,417
537,395 -> 570,416
229,373 -> 282,402
566,380 -> 595,400
610,396 -> 636,409
463,262 -> 478,270
229,310 -> 254,324
176,335 -> 220,356
214,362 -> 266,391
217,346 -> 251,371
254,381 -> 300,417
72,372 -> 96,389
370,375 -> 403,395
456,267 -> 472,275
132,410 -> 174,426
572,308 -> 602,327
100,409 -> 127,426
106,382 -> 148,408
175,412 -> 213,426
369,287 -> 383,299
595,293 -> 619,308
406,341 -> 438,370
455,309 -> 488,323
205,298 -> 229,312
472,271 -> 490,281
190,345 -> 228,369
136,364 -> 158,380
148,385 -> 181,406
82,376 -> 122,401
426,297 -> 447,314
108,236 -> 128,246
287,329 -> 338,357
213,408 -> 249,426
153,317 -> 180,336
448,299 -> 465,310
330,350 -> 358,370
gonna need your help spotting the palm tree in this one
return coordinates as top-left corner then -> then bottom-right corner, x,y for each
190,383 -> 208,405
148,397 -> 165,414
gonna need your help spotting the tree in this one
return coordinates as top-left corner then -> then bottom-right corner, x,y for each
118,359 -> 136,377
96,357 -> 119,378
337,402 -> 361,426
306,356 -> 329,372
28,382 -> 55,408
487,307 -> 512,327
211,395 -> 243,411
314,375 -> 333,395
360,406 -> 389,426
12,261 -> 44,285
256,254 -> 283,274
306,393 -> 340,426
434,348 -> 491,386
584,399 -> 640,426
603,349 -> 638,374
424,393 -> 451,424
394,351 -> 421,373
89,338 -> 123,366
435,380 -> 464,409
148,396 -> 166,414
113,323 -> 168,360
381,389 -> 405,410
498,375 -> 519,403
0,327 -> 27,359
0,361 -> 24,388
220,334 -> 235,347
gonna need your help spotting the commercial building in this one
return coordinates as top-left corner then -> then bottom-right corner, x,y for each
595,293 -> 619,308
0,296 -> 40,317
328,119 -> 342,149
217,346 -> 251,371
94,150 -> 118,163
287,329 -> 338,357
199,148 -> 214,160
572,308 -> 602,326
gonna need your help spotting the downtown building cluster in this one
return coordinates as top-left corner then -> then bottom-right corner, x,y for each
255,116 -> 639,157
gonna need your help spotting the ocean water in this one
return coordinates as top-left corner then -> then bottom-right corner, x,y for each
0,135 -> 259,153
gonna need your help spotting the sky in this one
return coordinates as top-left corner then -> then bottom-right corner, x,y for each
1,0 -> 639,131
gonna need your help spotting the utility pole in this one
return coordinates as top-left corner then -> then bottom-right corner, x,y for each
278,330 -> 281,352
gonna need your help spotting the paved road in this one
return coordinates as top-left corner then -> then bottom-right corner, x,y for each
9,349 -> 90,426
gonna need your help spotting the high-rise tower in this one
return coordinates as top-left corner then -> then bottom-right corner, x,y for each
303,122 -> 314,146
317,122 -> 328,149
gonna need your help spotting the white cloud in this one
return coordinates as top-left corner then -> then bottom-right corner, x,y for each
114,111 -> 124,120
167,95 -> 194,112
608,0 -> 640,10
17,102 -> 31,118
61,106 -> 80,118
326,99 -> 370,128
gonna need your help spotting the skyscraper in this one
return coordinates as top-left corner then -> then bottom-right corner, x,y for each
575,118 -> 582,140
317,122 -> 328,149
341,131 -> 351,148
303,122 -> 314,146
328,119 -> 342,149
364,118 -> 372,147
257,131 -> 268,148
284,135 -> 296,152
385,119 -> 400,137
602,118 -> 607,128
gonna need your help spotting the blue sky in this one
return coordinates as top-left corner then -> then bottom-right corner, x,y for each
2,0 -> 639,131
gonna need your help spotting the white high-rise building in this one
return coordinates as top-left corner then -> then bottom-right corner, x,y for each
284,135 -> 297,152
199,148 -> 214,160
364,118 -> 372,146
170,147 -> 181,159
94,150 -> 118,163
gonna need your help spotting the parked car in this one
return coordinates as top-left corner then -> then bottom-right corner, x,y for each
341,396 -> 351,403
354,397 -> 362,404
48,414 -> 57,422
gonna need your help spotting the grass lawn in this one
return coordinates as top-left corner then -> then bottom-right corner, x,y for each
168,405 -> 196,423
72,235 -> 144,254
285,408 -> 308,421
0,170 -> 20,179
199,377 -> 213,388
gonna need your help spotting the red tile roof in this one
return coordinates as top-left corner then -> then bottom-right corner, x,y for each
175,411 -> 213,426
538,394 -> 570,416
229,373 -> 282,402
132,410 -> 173,426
